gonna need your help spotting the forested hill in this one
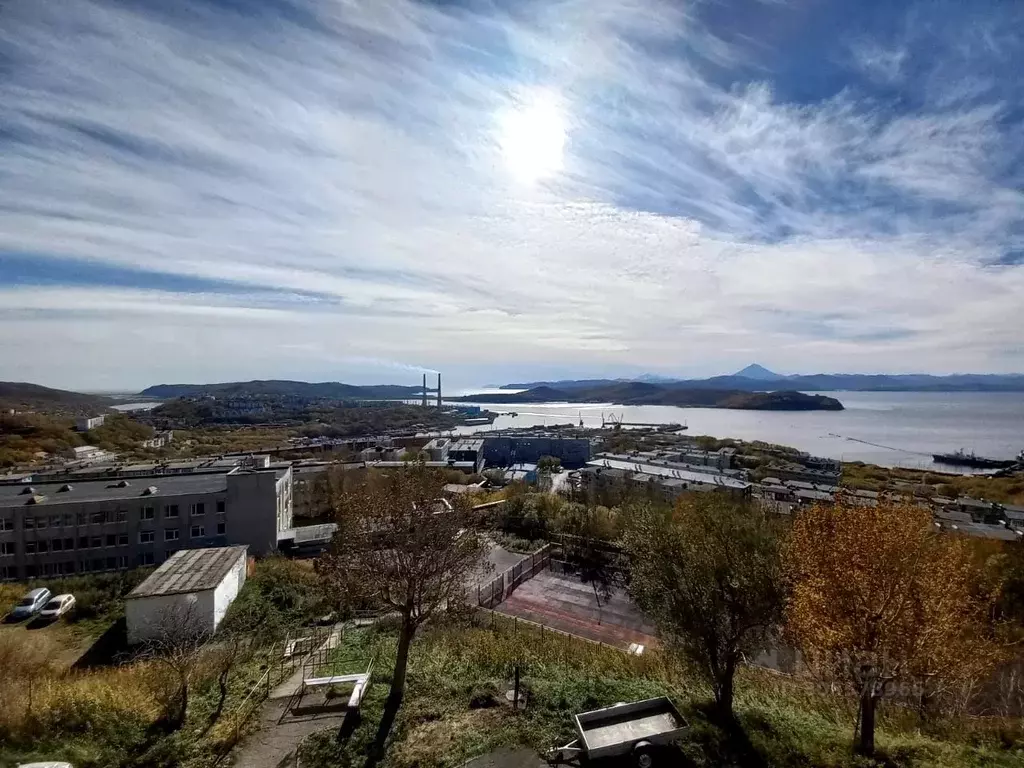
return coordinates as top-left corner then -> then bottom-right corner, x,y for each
502,372 -> 1024,392
457,384 -> 844,411
0,382 -> 114,415
140,380 -> 423,400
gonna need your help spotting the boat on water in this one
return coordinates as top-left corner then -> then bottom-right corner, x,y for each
932,449 -> 1018,470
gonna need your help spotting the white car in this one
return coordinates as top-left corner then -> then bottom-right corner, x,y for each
39,594 -> 76,620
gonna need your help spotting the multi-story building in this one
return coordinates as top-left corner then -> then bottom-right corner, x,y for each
579,458 -> 750,501
0,466 -> 292,581
482,434 -> 591,468
75,415 -> 106,432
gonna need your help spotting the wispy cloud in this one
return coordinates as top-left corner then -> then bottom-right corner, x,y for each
0,0 -> 1022,389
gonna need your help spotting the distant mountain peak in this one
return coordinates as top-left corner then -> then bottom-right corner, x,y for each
733,364 -> 784,381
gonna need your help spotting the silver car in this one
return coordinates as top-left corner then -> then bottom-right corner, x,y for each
10,588 -> 52,620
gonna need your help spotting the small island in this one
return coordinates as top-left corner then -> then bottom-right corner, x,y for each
455,383 -> 844,411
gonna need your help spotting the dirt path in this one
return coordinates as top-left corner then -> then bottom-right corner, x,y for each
230,699 -> 346,768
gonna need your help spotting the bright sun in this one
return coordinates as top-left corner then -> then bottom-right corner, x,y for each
496,90 -> 567,184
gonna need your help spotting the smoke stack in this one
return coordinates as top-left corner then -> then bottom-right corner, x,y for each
422,373 -> 427,408
436,373 -> 442,408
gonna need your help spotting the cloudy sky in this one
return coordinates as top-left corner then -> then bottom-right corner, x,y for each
1,0 -> 1022,391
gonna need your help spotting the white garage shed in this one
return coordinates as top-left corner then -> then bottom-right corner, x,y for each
125,546 -> 248,645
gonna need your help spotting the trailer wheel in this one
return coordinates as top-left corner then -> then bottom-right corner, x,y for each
633,741 -> 655,768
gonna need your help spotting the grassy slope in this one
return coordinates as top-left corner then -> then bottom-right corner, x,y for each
300,617 -> 1022,768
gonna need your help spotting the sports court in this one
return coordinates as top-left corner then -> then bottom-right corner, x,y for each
494,568 -> 659,650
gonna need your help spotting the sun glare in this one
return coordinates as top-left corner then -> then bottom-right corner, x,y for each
496,90 -> 567,184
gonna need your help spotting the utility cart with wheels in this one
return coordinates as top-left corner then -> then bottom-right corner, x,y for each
546,697 -> 687,767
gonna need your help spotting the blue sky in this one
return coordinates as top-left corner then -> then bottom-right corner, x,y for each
0,0 -> 1022,391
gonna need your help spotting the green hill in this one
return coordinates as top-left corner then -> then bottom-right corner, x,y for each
0,382 -> 113,415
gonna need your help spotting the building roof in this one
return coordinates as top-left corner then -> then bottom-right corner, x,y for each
586,458 -> 750,490
128,546 -> 248,599
0,473 -> 228,508
449,438 -> 484,452
952,523 -> 1019,541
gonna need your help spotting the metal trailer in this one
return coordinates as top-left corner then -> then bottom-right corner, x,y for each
546,697 -> 688,768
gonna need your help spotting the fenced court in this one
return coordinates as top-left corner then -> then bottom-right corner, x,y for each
475,543 -> 554,608
472,541 -> 659,652
495,568 -> 659,651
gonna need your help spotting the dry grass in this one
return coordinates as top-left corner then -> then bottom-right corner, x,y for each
299,616 -> 1024,768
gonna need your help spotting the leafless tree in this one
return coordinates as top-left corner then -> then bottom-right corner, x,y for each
317,462 -> 488,760
140,599 -> 210,731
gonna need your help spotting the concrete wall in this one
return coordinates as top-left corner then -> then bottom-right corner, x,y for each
126,591 -> 214,645
212,551 -> 247,629
225,469 -> 290,556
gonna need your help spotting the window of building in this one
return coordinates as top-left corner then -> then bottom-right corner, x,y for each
166,504 -> 179,518
118,534 -> 128,546
90,536 -> 102,549
37,540 -> 49,553
165,528 -> 180,542
90,511 -> 103,525
140,552 -> 154,566
116,509 -> 127,523
106,534 -> 116,547
139,530 -> 155,544
106,557 -> 117,570
0,519 -> 12,532
64,513 -> 75,527
190,503 -> 205,517
25,541 -> 36,554
216,521 -> 226,535
117,556 -> 128,568
23,516 -> 34,530
216,500 -> 226,514
78,536 -> 89,550
51,538 -> 63,552
50,515 -> 62,528
35,516 -> 47,529
25,565 -> 36,578
190,525 -> 205,539
0,542 -> 15,557
105,510 -> 117,524
141,506 -> 155,521
77,512 -> 87,526
64,537 -> 74,550
0,565 -> 16,579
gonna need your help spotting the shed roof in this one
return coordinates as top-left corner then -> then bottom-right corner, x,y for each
127,546 -> 247,599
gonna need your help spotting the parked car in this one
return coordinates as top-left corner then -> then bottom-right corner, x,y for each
19,762 -> 74,768
9,588 -> 52,620
39,594 -> 76,620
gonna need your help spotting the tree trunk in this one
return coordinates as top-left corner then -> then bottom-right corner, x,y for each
714,660 -> 735,720
367,620 -> 415,766
170,679 -> 189,731
207,666 -> 231,729
857,688 -> 876,756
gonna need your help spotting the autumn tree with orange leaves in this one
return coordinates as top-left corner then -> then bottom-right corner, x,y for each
785,499 -> 999,756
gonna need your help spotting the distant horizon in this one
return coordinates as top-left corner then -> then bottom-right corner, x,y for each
62,365 -> 1024,397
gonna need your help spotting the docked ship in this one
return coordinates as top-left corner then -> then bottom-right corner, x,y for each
931,449 -> 1018,470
